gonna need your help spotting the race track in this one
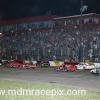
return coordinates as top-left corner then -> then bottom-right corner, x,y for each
0,67 -> 100,91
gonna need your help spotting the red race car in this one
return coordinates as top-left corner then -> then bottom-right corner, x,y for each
67,65 -> 77,72
9,60 -> 24,68
57,60 -> 78,72
24,62 -> 37,69
9,60 -> 37,69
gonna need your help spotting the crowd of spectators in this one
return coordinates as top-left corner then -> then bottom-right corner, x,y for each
0,28 -> 100,62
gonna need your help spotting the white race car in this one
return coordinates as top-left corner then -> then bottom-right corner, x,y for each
90,68 -> 100,74
76,62 -> 95,70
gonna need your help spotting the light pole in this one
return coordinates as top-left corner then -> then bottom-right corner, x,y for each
80,0 -> 88,62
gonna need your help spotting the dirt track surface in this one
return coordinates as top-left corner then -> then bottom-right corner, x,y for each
0,67 -> 100,91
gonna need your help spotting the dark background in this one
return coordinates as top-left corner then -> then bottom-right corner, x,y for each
0,0 -> 100,20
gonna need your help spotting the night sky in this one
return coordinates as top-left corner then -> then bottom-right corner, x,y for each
0,0 -> 100,20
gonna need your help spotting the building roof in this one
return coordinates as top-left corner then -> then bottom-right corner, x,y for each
0,13 -> 100,25
0,16 -> 57,25
54,13 -> 100,20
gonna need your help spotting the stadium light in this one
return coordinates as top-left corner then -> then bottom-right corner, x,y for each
80,0 -> 88,16
0,32 -> 2,35
0,33 -> 3,37
80,5 -> 88,16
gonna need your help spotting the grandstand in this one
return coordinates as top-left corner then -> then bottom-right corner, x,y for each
0,13 -> 100,62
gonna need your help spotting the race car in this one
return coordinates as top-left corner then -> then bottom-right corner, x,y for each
56,63 -> 68,72
41,61 -> 50,67
24,61 -> 37,69
9,60 -> 24,68
49,61 -> 56,67
56,60 -> 78,72
57,64 -> 77,72
67,65 -> 77,72
9,60 -> 37,69
90,68 -> 100,74
76,62 -> 94,70
55,61 -> 63,68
